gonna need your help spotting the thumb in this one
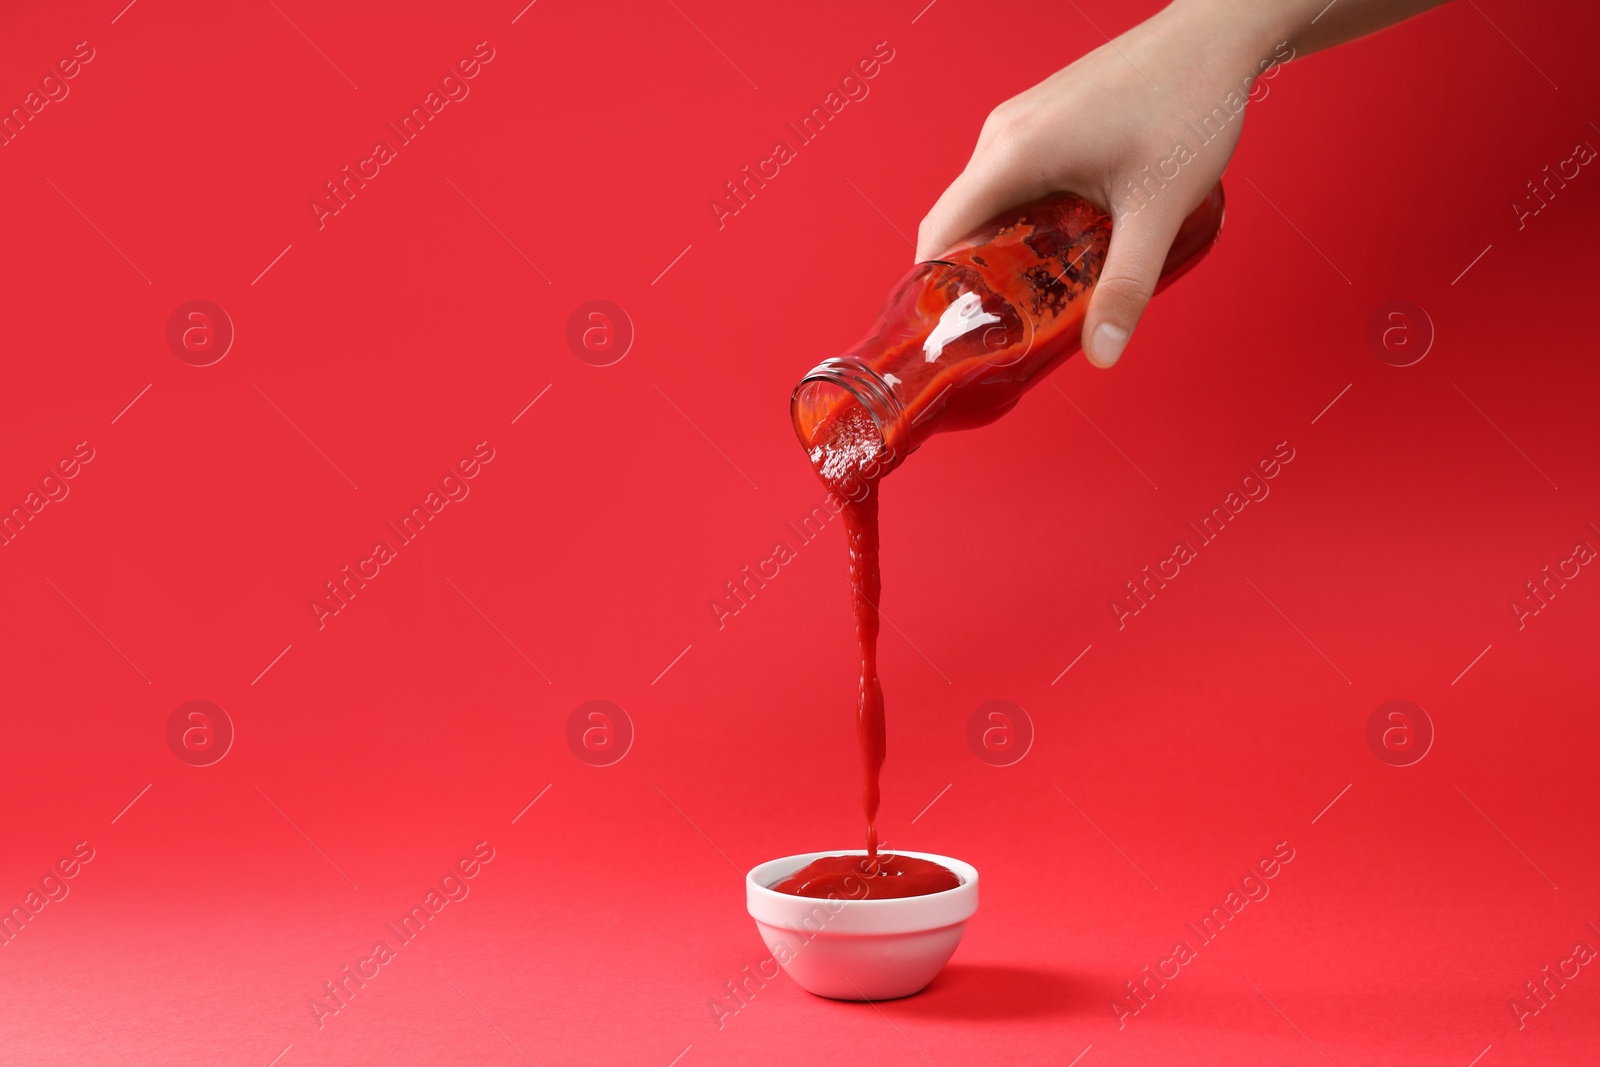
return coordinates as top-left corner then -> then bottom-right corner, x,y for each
1082,202 -> 1186,368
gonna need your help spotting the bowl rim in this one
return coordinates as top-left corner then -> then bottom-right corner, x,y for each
746,848 -> 979,907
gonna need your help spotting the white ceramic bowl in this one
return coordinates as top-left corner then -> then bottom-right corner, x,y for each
745,849 -> 979,1001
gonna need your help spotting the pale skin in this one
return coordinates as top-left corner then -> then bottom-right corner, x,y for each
916,0 -> 1452,367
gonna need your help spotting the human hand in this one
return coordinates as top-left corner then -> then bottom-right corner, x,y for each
915,2 -> 1293,367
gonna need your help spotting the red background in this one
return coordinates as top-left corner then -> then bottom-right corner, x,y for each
2,1 -> 1598,1064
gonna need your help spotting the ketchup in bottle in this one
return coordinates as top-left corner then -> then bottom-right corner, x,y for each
792,183 -> 1225,872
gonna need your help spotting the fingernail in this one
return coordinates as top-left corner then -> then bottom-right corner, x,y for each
1090,322 -> 1128,367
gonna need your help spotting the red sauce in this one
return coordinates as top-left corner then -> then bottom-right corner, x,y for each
845,491 -> 884,860
806,402 -> 895,865
769,853 -> 961,899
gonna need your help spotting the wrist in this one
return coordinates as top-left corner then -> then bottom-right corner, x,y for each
1157,0 -> 1300,72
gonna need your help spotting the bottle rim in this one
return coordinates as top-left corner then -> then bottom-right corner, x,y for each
791,357 -> 906,450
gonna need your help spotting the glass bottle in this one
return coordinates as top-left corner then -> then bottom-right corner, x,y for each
792,182 -> 1225,485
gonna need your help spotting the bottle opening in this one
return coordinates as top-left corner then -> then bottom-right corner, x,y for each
791,363 -> 901,492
